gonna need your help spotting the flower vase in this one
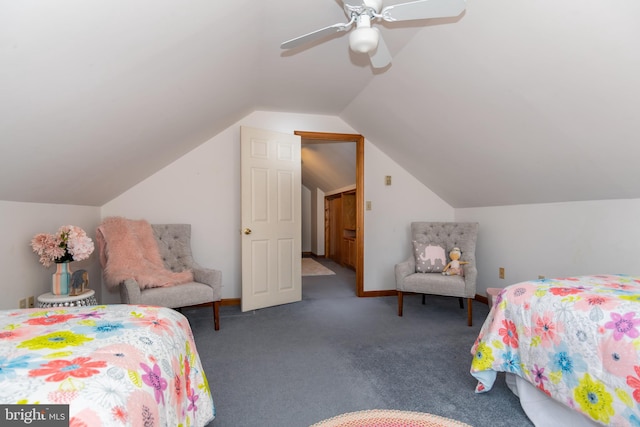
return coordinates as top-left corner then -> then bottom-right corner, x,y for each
52,262 -> 71,295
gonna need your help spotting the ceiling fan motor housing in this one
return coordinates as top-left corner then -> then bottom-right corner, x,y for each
362,0 -> 383,13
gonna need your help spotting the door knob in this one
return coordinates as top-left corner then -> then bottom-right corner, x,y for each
243,228 -> 252,235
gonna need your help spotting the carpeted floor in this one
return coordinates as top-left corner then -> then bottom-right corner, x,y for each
183,256 -> 534,427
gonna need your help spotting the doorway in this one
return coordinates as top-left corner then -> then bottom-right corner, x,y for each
295,131 -> 364,297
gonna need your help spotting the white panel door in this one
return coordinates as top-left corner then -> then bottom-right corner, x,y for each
240,126 -> 301,311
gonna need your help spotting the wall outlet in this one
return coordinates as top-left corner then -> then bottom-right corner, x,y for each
28,296 -> 35,308
19,298 -> 27,309
366,201 -> 372,210
499,267 -> 505,279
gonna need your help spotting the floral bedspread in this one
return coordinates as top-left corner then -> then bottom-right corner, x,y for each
0,304 -> 214,426
470,275 -> 640,426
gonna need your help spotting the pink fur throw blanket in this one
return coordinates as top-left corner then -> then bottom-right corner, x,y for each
96,217 -> 193,290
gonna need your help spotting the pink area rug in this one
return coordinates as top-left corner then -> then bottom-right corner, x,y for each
302,258 -> 336,276
310,409 -> 472,427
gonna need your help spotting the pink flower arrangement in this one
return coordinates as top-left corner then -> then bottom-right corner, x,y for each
31,225 -> 94,267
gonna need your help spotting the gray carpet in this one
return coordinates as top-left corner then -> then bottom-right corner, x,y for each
182,257 -> 533,427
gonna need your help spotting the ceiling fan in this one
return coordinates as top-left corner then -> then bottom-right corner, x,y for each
280,0 -> 467,69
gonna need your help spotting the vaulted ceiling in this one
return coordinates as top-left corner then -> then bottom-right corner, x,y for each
3,0 -> 640,208
302,141 -> 356,194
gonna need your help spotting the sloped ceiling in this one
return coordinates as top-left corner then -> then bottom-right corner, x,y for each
2,0 -> 640,208
302,141 -> 356,193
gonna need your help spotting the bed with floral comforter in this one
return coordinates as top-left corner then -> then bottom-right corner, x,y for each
471,274 -> 640,426
0,304 -> 214,426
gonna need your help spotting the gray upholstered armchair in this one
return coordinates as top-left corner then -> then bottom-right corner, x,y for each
395,222 -> 478,326
118,224 -> 222,330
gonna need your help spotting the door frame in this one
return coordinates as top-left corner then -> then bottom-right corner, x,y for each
295,131 -> 365,297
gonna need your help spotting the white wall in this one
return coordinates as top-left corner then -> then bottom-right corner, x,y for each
102,111 -> 358,301
307,186 -> 325,256
363,141 -> 455,291
0,201 -> 102,309
8,111 -> 638,307
301,185 -> 311,253
313,188 -> 325,256
455,198 -> 640,297
101,110 -> 456,298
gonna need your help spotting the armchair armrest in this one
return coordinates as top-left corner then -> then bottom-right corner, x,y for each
120,279 -> 143,305
463,265 -> 478,298
395,256 -> 415,286
192,264 -> 222,301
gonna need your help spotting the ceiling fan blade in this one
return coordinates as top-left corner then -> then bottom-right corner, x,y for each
281,22 -> 352,50
368,29 -> 391,68
381,0 -> 466,22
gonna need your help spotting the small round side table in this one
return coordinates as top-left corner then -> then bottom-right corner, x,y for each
37,289 -> 97,308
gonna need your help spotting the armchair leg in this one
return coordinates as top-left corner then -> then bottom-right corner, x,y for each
467,298 -> 473,327
458,297 -> 464,309
397,291 -> 403,317
422,295 -> 426,305
213,301 -> 220,331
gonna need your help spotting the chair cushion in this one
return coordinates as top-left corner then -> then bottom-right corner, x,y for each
138,282 -> 214,308
413,241 -> 447,273
402,273 -> 467,297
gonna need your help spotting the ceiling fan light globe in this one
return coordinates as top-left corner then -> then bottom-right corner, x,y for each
349,27 -> 379,53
